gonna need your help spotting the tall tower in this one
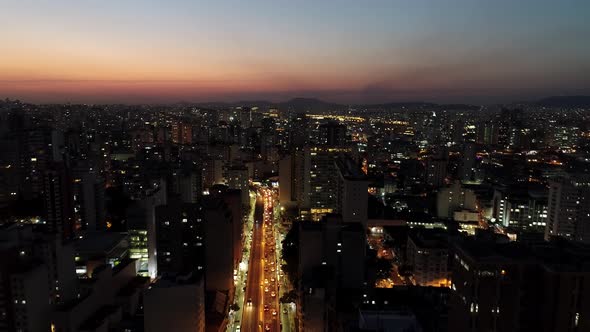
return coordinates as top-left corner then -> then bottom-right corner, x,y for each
43,163 -> 75,241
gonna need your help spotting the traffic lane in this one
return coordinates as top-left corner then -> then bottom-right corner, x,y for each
242,200 -> 264,332
262,211 -> 280,330
242,223 -> 261,331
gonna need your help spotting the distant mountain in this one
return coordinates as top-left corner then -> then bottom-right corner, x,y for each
192,98 -> 343,112
362,101 -> 436,109
278,98 -> 345,112
536,96 -> 590,108
192,98 -> 480,113
361,101 -> 479,111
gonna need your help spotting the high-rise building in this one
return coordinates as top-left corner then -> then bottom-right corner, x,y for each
335,157 -> 369,227
71,166 -> 106,231
171,167 -> 202,204
303,146 -> 351,220
545,176 -> 590,243
476,120 -> 499,145
23,128 -> 64,197
171,122 -> 192,145
202,196 -> 235,293
425,158 -> 448,187
547,126 -> 580,151
0,223 -> 78,306
43,163 -> 75,241
288,112 -> 309,147
202,158 -> 224,189
278,155 -> 294,205
208,186 -> 244,272
155,200 -> 204,275
459,143 -> 477,182
318,121 -> 347,147
239,107 -> 252,128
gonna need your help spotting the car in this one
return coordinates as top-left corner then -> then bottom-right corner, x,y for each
283,308 -> 287,314
271,291 -> 276,297
247,298 -> 252,306
263,304 -> 269,311
265,287 -> 269,293
271,277 -> 275,282
265,324 -> 271,331
272,309 -> 277,316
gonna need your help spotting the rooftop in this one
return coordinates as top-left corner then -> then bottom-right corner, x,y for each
454,234 -> 590,272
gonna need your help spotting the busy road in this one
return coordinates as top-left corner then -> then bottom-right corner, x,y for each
241,188 -> 281,331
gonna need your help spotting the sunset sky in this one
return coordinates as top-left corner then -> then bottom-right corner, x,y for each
1,0 -> 589,104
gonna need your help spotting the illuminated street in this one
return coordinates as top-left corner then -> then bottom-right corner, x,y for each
239,187 -> 282,332
241,195 -> 264,332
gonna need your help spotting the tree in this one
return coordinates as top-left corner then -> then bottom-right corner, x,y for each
281,222 -> 299,287
280,290 -> 298,303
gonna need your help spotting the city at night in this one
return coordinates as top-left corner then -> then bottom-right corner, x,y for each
1,1 -> 590,332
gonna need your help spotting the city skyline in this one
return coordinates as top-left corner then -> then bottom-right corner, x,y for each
2,2 -> 590,332
2,0 -> 590,104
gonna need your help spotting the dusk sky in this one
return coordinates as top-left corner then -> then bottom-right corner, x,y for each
1,0 -> 589,104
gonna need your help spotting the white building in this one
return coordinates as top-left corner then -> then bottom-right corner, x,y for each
436,181 -> 477,219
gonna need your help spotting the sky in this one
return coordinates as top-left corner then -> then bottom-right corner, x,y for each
1,0 -> 589,104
